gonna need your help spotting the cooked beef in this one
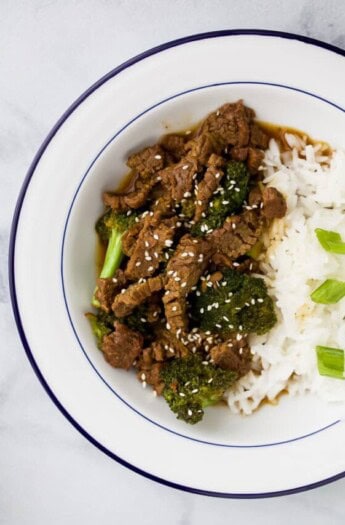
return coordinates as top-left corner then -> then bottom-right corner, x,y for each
250,123 -> 269,149
102,321 -> 143,369
160,134 -> 187,161
125,214 -> 178,280
127,145 -> 166,179
103,176 -> 157,211
112,275 -> 165,317
137,363 -> 165,394
163,235 -> 214,333
262,187 -> 287,219
247,147 -> 264,174
210,337 -> 251,376
184,133 -> 222,167
210,209 -> 263,261
159,158 -> 198,202
95,270 -> 126,312
121,220 -> 142,256
194,157 -> 225,222
196,100 -> 253,148
231,147 -> 248,161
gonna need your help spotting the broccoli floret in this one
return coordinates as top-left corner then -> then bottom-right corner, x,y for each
92,209 -> 139,307
85,310 -> 114,348
160,354 -> 237,424
191,269 -> 277,336
180,198 -> 195,219
192,161 -> 249,236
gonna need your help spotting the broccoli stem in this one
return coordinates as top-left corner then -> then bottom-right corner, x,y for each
100,229 -> 123,278
92,228 -> 124,307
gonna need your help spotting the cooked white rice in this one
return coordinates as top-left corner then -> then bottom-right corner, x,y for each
226,135 -> 345,415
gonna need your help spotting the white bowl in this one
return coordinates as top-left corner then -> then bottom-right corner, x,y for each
10,30 -> 345,497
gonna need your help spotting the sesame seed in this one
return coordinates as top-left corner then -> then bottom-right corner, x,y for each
126,210 -> 132,216
185,130 -> 192,135
233,262 -> 240,267
140,318 -> 147,323
166,323 -> 171,330
153,390 -> 157,397
184,191 -> 192,198
236,333 -> 242,341
181,252 -> 188,257
215,172 -> 220,179
257,298 -> 264,303
232,223 -> 237,230
251,298 -> 256,305
216,323 -> 222,329
121,289 -> 126,294
202,361 -> 209,365
165,240 -> 173,247
182,164 -> 189,170
154,154 -> 162,159
135,261 -> 141,267
222,200 -> 229,205
207,378 -> 213,383
175,277 -> 181,282
179,392 -> 186,397
153,234 -> 159,240
141,373 -> 146,381
148,266 -> 154,272
197,200 -> 203,205
156,176 -> 162,181
234,187 -> 240,193
181,282 -> 187,288
112,277 -> 118,283
245,302 -> 250,307
176,328 -> 182,338
223,316 -> 229,322
200,308 -> 204,314
191,388 -> 199,394
145,256 -> 152,261
188,409 -> 193,416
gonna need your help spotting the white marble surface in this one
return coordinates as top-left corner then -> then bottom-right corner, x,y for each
2,0 -> 345,522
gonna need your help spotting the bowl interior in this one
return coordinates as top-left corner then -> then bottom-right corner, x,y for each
63,82 -> 345,445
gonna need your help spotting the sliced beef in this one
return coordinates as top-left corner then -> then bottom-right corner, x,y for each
231,147 -> 248,161
184,133 -> 222,167
196,100 -> 254,148
262,187 -> 287,219
160,134 -> 187,161
95,270 -> 126,312
102,321 -> 143,369
149,183 -> 175,215
194,157 -> 225,222
250,123 -> 269,150
112,275 -> 165,317
127,145 -> 166,179
103,176 -> 157,211
163,235 -> 214,333
125,214 -> 178,280
210,337 -> 251,376
121,220 -> 142,257
159,158 -> 198,202
210,209 -> 263,261
137,363 -> 165,394
247,147 -> 264,174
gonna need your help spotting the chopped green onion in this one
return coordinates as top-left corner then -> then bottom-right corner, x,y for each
316,346 -> 345,379
315,228 -> 345,254
310,279 -> 345,304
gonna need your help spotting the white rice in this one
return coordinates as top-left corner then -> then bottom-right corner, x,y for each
226,135 -> 345,415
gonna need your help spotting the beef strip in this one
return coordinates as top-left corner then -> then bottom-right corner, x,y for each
247,147 -> 264,174
195,100 -> 254,148
102,321 -> 143,369
121,220 -> 142,257
127,145 -> 166,179
193,155 -> 225,222
103,176 -> 157,211
184,133 -> 222,168
160,134 -> 187,161
112,275 -> 165,317
210,337 -> 251,376
159,157 -> 198,202
250,123 -> 269,150
262,187 -> 287,219
137,363 -> 165,394
163,235 -> 214,333
95,270 -> 126,312
125,213 -> 178,280
210,209 -> 263,262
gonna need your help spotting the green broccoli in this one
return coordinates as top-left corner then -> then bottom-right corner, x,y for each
191,269 -> 277,336
160,354 -> 237,424
85,310 -> 114,348
192,160 -> 249,236
121,304 -> 155,336
92,209 -> 139,307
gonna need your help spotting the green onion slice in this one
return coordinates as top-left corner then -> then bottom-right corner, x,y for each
315,228 -> 345,254
316,345 -> 345,379
310,279 -> 345,304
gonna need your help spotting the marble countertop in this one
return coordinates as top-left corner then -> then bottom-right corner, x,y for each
2,1 -> 345,523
